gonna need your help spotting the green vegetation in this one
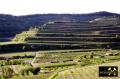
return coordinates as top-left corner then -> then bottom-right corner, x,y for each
53,61 -> 120,79
1,19 -> 120,79
1,66 -> 14,79
0,50 -> 120,79
12,27 -> 39,42
0,60 -> 26,66
20,67 -> 40,76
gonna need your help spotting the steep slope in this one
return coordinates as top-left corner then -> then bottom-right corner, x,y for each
0,11 -> 120,38
6,16 -> 119,53
24,19 -> 120,50
1,12 -> 120,53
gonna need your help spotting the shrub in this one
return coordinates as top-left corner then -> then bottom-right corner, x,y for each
20,67 -> 40,76
81,59 -> 92,66
2,67 -> 14,78
0,60 -> 26,66
13,55 -> 34,59
0,75 -> 5,79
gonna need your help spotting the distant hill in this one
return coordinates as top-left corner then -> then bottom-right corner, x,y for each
0,11 -> 120,38
85,11 -> 119,16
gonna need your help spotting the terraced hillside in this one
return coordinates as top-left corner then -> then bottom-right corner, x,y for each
24,17 -> 120,50
1,16 -> 120,79
1,17 -> 120,53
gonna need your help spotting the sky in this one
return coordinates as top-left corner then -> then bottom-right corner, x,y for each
0,0 -> 120,16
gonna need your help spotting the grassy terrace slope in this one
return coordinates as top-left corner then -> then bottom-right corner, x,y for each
1,16 -> 120,79
24,20 -> 120,50
55,61 -> 120,79
1,17 -> 120,53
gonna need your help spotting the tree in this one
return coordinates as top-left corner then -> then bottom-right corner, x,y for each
83,55 -> 87,59
90,52 -> 94,59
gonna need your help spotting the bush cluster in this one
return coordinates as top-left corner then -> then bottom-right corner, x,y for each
20,67 -> 41,76
0,60 -> 25,66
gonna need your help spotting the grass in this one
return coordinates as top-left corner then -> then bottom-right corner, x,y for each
0,49 -> 120,79
28,36 -> 117,38
0,42 -> 23,45
0,52 -> 34,57
12,72 -> 54,79
55,61 -> 120,79
1,20 -> 120,79
27,41 -> 114,44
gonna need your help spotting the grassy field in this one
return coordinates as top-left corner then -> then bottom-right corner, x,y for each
54,61 -> 120,79
0,49 -> 120,79
0,52 -> 34,57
